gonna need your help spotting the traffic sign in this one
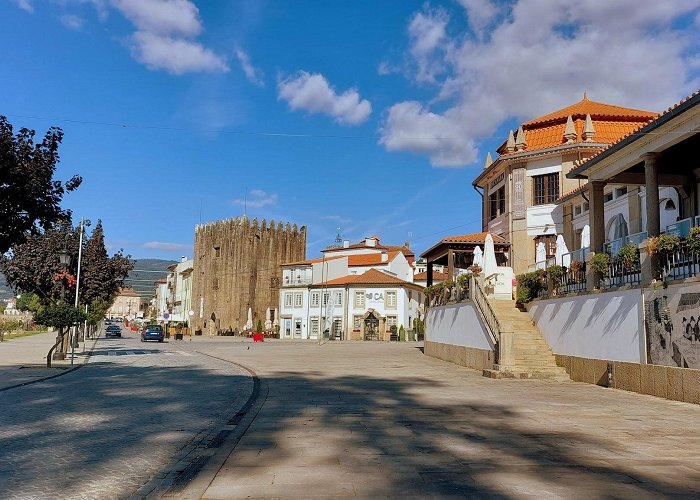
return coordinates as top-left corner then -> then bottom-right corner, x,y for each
163,312 -> 170,319
188,310 -> 195,317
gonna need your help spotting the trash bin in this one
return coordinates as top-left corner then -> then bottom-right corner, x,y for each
175,333 -> 183,340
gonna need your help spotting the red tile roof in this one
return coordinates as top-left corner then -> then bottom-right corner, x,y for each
558,184 -> 589,203
118,287 -> 141,297
523,95 -> 657,126
317,268 -> 417,288
441,232 -> 507,244
414,271 -> 448,281
347,251 -> 399,266
571,90 -> 700,173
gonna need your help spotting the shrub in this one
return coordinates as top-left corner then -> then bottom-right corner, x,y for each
399,325 -> 406,341
389,325 -> 398,335
413,318 -> 425,334
569,260 -> 584,274
456,273 -> 470,288
687,227 -> 700,252
443,279 -> 455,290
515,269 -> 546,303
646,234 -> 680,256
547,264 -> 565,282
256,319 -> 263,333
615,243 -> 639,268
590,253 -> 610,279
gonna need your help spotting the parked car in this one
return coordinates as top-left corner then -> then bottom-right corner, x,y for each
141,324 -> 164,342
105,324 -> 122,338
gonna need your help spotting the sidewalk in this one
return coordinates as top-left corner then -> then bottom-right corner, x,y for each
0,330 -> 98,390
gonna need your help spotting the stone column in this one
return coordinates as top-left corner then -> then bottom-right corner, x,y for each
587,180 -> 606,290
644,153 -> 661,237
447,249 -> 454,282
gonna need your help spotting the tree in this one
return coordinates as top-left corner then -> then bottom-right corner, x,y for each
0,318 -> 23,342
80,220 -> 132,304
0,116 -> 82,254
256,319 -> 263,333
16,292 -> 42,313
34,301 -> 86,359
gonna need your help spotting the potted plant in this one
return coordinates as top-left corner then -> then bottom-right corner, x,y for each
615,243 -> 639,270
547,264 -> 565,290
515,269 -> 546,303
590,252 -> 610,281
398,325 -> 406,342
468,264 -> 482,275
686,226 -> 700,253
389,324 -> 398,341
646,234 -> 680,256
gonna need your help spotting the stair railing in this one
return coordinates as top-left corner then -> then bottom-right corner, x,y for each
470,277 -> 501,348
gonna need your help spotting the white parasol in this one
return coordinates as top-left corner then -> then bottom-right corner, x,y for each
472,245 -> 483,268
555,234 -> 570,268
482,234 -> 497,278
580,225 -> 590,249
536,241 -> 547,269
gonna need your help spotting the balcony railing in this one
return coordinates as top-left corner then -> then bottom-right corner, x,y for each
601,248 -> 641,289
557,263 -> 587,294
661,241 -> 700,281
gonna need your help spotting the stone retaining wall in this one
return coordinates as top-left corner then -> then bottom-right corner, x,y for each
424,341 -> 494,371
555,353 -> 700,405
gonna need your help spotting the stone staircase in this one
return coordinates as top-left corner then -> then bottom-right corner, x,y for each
482,300 -> 569,380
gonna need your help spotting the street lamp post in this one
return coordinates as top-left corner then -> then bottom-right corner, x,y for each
53,246 -> 72,361
70,219 -> 85,365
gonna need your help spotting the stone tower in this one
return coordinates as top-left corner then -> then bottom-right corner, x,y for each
191,216 -> 306,333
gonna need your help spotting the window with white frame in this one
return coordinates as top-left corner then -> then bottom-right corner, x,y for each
294,292 -> 303,308
385,290 -> 397,309
354,290 -> 365,308
353,315 -> 362,329
386,315 -> 397,328
310,292 -> 320,307
334,291 -> 343,307
323,292 -> 330,306
284,292 -> 293,308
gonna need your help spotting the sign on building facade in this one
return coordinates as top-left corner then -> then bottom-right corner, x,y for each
512,167 -> 526,220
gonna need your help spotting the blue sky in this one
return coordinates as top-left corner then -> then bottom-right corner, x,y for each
2,0 -> 700,261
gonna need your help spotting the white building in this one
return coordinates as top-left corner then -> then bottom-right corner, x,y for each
278,237 -> 423,341
167,257 -> 194,323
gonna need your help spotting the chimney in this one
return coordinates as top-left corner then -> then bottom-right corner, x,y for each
181,256 -> 187,262
404,241 -> 410,249
343,240 -> 350,248
381,252 -> 388,262
365,237 -> 377,247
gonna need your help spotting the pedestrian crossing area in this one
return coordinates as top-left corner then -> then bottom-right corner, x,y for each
95,350 -> 195,357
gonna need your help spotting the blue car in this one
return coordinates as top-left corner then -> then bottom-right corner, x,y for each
141,324 -> 164,342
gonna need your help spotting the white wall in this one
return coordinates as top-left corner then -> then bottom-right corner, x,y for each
528,289 -> 645,362
426,303 -> 494,350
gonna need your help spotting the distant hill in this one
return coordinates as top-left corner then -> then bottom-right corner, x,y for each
125,259 -> 177,301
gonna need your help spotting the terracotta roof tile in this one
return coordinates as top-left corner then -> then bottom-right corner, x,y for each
523,96 -> 656,126
440,232 -> 507,244
558,184 -> 588,202
347,251 -> 399,266
414,271 -> 448,281
574,89 -> 700,170
317,268 -> 415,287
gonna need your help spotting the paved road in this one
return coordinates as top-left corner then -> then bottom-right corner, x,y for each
0,327 -> 253,499
168,340 -> 700,499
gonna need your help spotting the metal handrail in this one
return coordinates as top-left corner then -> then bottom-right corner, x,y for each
471,278 -> 500,347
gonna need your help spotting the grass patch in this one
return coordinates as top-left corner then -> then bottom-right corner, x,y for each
2,330 -> 49,341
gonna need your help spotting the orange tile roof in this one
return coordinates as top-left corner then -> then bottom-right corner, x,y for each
414,271 -> 448,281
347,251 -> 399,266
558,184 -> 589,203
118,287 -> 141,297
441,232 -> 507,244
571,89 -> 700,175
523,95 -> 656,126
494,96 -> 657,157
317,268 -> 416,287
282,255 -> 344,266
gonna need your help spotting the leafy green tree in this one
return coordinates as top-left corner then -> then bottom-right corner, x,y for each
0,318 -> 24,342
80,220 -> 132,303
256,319 -> 263,333
16,292 -> 42,313
0,116 -> 82,254
86,297 -> 111,326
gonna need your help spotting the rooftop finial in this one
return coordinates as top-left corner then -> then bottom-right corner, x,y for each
506,130 -> 516,153
515,125 -> 527,151
583,90 -> 588,100
564,115 -> 577,143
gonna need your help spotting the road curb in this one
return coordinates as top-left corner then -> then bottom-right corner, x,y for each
131,353 -> 267,500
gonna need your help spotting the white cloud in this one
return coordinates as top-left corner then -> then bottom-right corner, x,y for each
234,47 -> 265,87
142,241 -> 192,252
231,189 -> 279,209
60,14 -> 84,30
377,61 -> 400,76
278,71 -> 372,125
380,0 -> 700,168
60,0 -> 228,74
12,0 -> 33,13
130,31 -> 229,74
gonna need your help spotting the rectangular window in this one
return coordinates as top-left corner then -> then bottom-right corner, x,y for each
615,186 -> 628,198
310,292 -> 320,308
354,290 -> 365,308
284,292 -> 293,308
574,205 -> 582,216
212,278 -> 218,291
214,246 -> 221,257
323,292 -> 330,307
583,202 -> 589,212
385,290 -> 397,309
353,315 -> 362,329
386,315 -> 397,328
535,235 -> 557,259
294,292 -> 303,308
488,186 -> 507,221
533,173 -> 559,205
604,192 -> 613,203
334,291 -> 343,307
332,319 -> 342,338
310,318 -> 319,338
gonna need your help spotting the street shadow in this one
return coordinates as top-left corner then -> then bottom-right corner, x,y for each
2,349 -> 700,498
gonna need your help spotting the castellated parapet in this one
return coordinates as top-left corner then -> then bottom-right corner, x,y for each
191,216 -> 306,333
